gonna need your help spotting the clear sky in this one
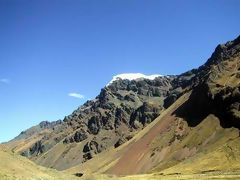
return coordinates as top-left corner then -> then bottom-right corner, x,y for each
0,0 -> 239,143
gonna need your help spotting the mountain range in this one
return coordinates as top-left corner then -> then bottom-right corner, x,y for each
2,35 -> 240,179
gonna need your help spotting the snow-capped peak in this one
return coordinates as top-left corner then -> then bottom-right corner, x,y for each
107,73 -> 163,86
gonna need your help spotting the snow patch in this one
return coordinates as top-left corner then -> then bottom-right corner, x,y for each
107,73 -> 163,86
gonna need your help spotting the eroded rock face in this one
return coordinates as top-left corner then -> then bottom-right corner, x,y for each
114,135 -> 133,148
130,102 -> 162,128
21,141 -> 45,157
82,140 -> 107,161
63,129 -> 88,144
88,116 -> 101,135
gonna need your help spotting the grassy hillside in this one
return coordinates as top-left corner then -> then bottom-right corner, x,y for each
0,145 -> 77,180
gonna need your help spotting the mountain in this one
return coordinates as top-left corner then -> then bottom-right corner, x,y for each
7,73 -> 176,170
5,35 -> 240,178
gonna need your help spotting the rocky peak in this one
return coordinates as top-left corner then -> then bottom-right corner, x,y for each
107,73 -> 163,86
107,75 -> 174,96
205,35 -> 240,67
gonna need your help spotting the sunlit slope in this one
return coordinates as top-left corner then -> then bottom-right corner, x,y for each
161,136 -> 240,174
0,145 -> 77,180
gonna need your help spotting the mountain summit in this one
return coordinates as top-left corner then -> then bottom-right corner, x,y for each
107,73 -> 163,85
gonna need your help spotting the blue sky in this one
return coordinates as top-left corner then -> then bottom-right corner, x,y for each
0,0 -> 239,143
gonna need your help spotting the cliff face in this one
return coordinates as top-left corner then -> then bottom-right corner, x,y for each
6,35 -> 240,172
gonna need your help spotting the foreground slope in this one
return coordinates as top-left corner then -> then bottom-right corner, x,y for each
0,145 -> 77,180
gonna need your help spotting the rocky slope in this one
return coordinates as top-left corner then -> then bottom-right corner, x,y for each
6,35 -> 240,176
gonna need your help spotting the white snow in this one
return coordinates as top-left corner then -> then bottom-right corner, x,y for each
107,73 -> 163,86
